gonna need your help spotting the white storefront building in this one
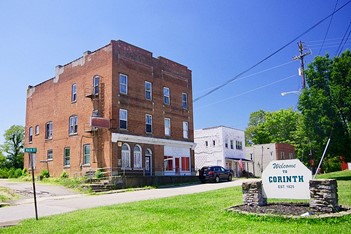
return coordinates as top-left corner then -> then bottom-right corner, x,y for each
194,126 -> 251,177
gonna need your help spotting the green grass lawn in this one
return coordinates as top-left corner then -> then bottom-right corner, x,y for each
2,171 -> 351,234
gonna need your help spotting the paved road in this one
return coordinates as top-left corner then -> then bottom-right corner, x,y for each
0,179 -> 244,227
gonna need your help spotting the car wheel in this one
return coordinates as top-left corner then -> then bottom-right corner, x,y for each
215,176 -> 220,183
228,175 -> 232,181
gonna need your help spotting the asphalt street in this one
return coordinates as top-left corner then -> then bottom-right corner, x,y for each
0,179 -> 244,227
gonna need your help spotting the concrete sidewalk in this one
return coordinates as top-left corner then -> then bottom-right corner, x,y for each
0,179 -> 243,227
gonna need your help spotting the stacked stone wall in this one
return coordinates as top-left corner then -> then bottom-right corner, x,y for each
310,179 -> 339,213
242,180 -> 267,206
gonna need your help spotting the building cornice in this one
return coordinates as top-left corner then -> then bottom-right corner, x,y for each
112,133 -> 196,149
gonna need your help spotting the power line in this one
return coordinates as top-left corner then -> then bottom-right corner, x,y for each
318,0 -> 339,55
336,21 -> 351,56
193,0 -> 351,103
194,60 -> 294,96
196,74 -> 296,110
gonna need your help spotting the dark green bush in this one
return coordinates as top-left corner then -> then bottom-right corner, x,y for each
40,169 -> 50,180
323,156 -> 341,173
60,171 -> 68,178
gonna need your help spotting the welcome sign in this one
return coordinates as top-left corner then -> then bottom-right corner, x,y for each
262,159 -> 312,199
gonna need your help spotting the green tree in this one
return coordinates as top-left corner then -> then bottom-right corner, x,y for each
298,50 -> 351,162
1,125 -> 25,169
245,108 -> 300,146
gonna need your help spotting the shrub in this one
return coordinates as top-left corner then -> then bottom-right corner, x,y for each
60,171 -> 69,178
7,168 -> 16,178
40,169 -> 50,180
323,156 -> 341,173
95,169 -> 104,179
14,168 -> 23,178
22,168 -> 28,177
0,168 -> 9,178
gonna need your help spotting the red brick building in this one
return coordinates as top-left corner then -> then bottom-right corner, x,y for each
24,40 -> 195,179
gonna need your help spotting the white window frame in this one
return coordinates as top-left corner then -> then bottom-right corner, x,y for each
69,115 -> 78,135
71,83 -> 77,102
145,81 -> 152,100
119,74 -> 128,95
145,114 -> 152,133
83,144 -> 91,165
45,121 -> 53,139
29,127 -> 33,143
35,125 -> 39,135
121,143 -> 131,169
164,118 -> 171,136
133,145 -> 142,169
64,147 -> 70,167
182,93 -> 188,109
183,121 -> 189,139
119,109 -> 128,130
93,76 -> 100,95
163,87 -> 170,105
236,141 -> 243,150
47,149 -> 53,161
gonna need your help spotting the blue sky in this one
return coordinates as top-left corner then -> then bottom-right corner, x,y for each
0,0 -> 350,145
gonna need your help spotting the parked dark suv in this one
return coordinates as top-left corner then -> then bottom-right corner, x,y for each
198,166 -> 233,183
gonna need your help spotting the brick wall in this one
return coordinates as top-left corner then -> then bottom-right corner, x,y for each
24,40 -> 194,177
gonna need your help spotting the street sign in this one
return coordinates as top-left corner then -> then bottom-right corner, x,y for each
25,148 -> 37,153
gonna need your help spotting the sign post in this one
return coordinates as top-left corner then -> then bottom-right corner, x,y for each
25,148 -> 38,220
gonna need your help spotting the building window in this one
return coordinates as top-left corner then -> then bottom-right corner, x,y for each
230,140 -> 234,149
281,152 -> 285,160
163,87 -> 170,105
83,144 -> 90,165
35,125 -> 39,135
225,141 -> 228,148
119,74 -> 128,95
183,122 -> 189,139
164,156 -> 173,171
119,109 -> 128,130
145,81 -> 152,100
29,127 -> 33,142
236,141 -> 243,150
121,143 -> 131,168
47,149 -> 53,161
64,147 -> 70,167
93,76 -> 100,95
205,141 -> 208,147
181,157 -> 190,171
182,93 -> 188,109
213,140 -> 216,146
145,114 -> 152,133
133,145 -> 142,169
45,122 -> 53,139
71,83 -> 77,102
69,115 -> 78,135
164,118 -> 171,136
289,153 -> 293,159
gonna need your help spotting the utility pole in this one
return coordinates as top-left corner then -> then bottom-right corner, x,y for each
293,41 -> 311,89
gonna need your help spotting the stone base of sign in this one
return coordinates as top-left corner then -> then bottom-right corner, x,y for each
242,180 -> 267,206
241,179 -> 340,213
310,179 -> 339,213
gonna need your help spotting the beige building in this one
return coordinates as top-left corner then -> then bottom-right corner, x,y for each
245,143 -> 296,177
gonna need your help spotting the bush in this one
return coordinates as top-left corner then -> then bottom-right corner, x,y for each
7,168 -> 16,178
60,171 -> 69,178
22,168 -> 28,177
95,169 -> 104,179
323,156 -> 341,173
14,168 -> 23,178
40,169 -> 50,180
0,168 -> 9,178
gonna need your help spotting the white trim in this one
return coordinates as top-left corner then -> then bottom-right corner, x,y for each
112,133 -> 196,149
